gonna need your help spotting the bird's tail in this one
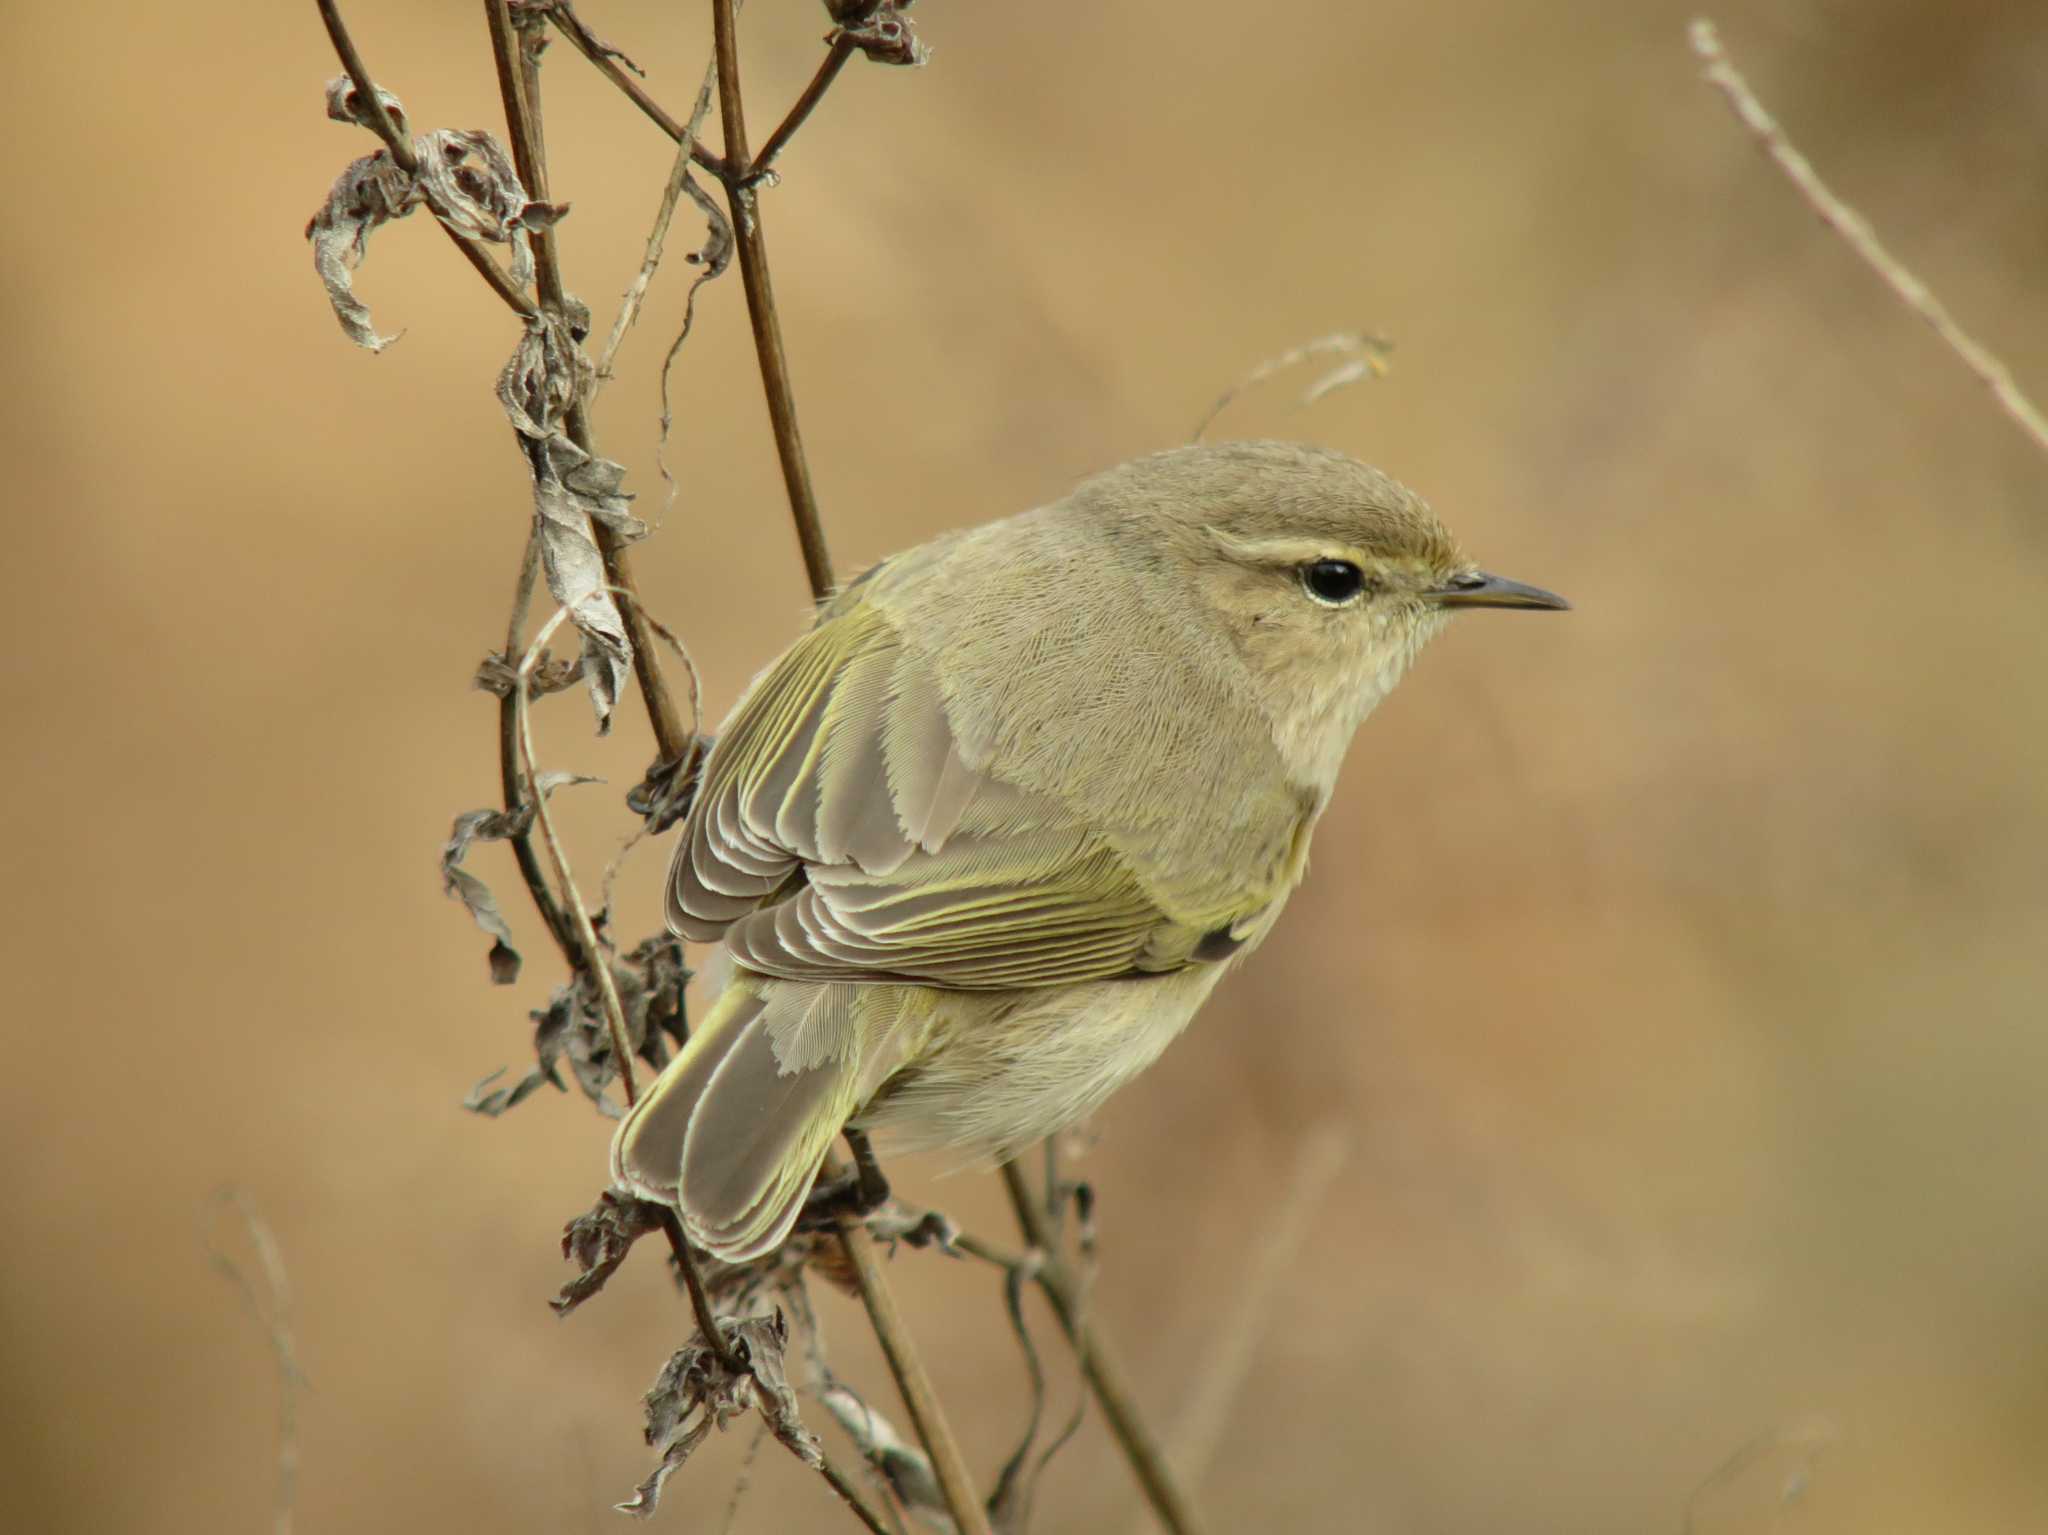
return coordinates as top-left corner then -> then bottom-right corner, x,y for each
610,975 -> 904,1261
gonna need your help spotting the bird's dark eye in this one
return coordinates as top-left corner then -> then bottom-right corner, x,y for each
1300,559 -> 1368,606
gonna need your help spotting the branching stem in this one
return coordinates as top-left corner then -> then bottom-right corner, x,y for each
1000,1162 -> 1209,1535
711,0 -> 837,600
753,36 -> 857,176
543,2 -> 737,181
483,0 -> 692,763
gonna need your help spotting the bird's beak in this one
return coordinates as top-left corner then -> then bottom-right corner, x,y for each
1429,570 -> 1571,611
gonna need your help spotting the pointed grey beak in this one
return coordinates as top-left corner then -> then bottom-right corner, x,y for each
1430,570 -> 1571,611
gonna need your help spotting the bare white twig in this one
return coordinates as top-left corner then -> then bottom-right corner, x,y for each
1191,330 -> 1393,443
517,603 -> 639,1104
1151,1123 -> 1351,1518
1683,1416 -> 1841,1533
1689,17 -> 2048,458
595,59 -> 721,391
203,1188 -> 306,1535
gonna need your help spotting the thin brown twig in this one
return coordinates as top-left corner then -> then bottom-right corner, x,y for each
203,1188 -> 305,1535
315,0 -> 538,318
817,1454 -> 896,1535
830,1216 -> 993,1535
752,36 -> 857,176
1150,1125 -> 1350,1519
1689,17 -> 2048,458
497,530 -> 578,960
712,0 -> 837,601
483,0 -> 692,763
543,1 -> 736,182
515,604 -> 639,1105
1000,1161 -> 1208,1535
701,3 -> 979,1527
655,1207 -> 745,1373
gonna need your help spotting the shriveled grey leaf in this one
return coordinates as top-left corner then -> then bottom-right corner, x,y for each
553,1190 -> 666,1316
474,648 -> 581,700
498,315 -> 644,732
820,1383 -> 950,1528
463,1064 -> 557,1117
324,73 -> 407,135
307,77 -> 559,351
620,1312 -> 820,1517
412,127 -> 566,293
440,805 -> 534,983
831,3 -> 932,66
469,933 -> 690,1118
306,149 -> 420,351
625,735 -> 713,834
438,774 -> 597,985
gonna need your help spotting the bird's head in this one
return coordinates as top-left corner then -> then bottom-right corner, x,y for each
1076,440 -> 1568,786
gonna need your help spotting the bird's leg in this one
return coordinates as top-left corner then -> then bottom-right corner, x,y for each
794,1126 -> 893,1231
845,1126 -> 891,1209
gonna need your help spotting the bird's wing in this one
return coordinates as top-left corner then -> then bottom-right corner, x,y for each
669,598 -> 1233,989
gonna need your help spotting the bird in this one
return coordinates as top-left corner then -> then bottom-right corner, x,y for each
610,440 -> 1567,1260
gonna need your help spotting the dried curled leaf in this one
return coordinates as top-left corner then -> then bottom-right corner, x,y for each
466,934 -> 690,1118
829,2 -> 931,65
305,76 -> 563,351
438,773 -> 598,985
440,805 -> 534,985
553,1190 -> 667,1316
474,648 -> 582,700
306,149 -> 420,351
619,1312 -> 820,1517
498,315 -> 645,732
625,736 -> 713,834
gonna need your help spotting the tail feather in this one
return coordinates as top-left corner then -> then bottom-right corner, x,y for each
611,976 -> 903,1261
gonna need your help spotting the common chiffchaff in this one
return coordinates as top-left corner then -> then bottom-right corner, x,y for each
612,441 -> 1567,1259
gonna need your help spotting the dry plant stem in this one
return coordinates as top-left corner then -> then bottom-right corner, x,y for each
833,1215 -> 995,1535
204,1190 -> 303,1535
817,1456 -> 895,1535
1690,17 -> 2048,458
315,0 -> 537,318
483,0 -> 692,762
704,3 -> 979,1528
752,36 -> 857,176
999,1162 -> 1208,1535
515,606 -> 639,1104
1152,1126 -> 1350,1513
544,2 -> 734,180
498,531 -> 578,959
712,0 -> 836,600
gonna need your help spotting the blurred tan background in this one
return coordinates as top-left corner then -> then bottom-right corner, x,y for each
6,0 -> 2048,1530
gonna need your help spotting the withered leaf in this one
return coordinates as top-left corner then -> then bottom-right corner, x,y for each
306,149 -> 419,352
306,77 -> 560,351
474,648 -> 582,700
438,774 -> 598,985
618,1312 -> 820,1517
466,933 -> 689,1118
625,736 -> 713,834
498,315 -> 645,732
440,806 -> 534,984
553,1190 -> 667,1317
830,3 -> 931,66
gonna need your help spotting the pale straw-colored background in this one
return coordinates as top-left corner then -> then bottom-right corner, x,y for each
6,1 -> 2047,1530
